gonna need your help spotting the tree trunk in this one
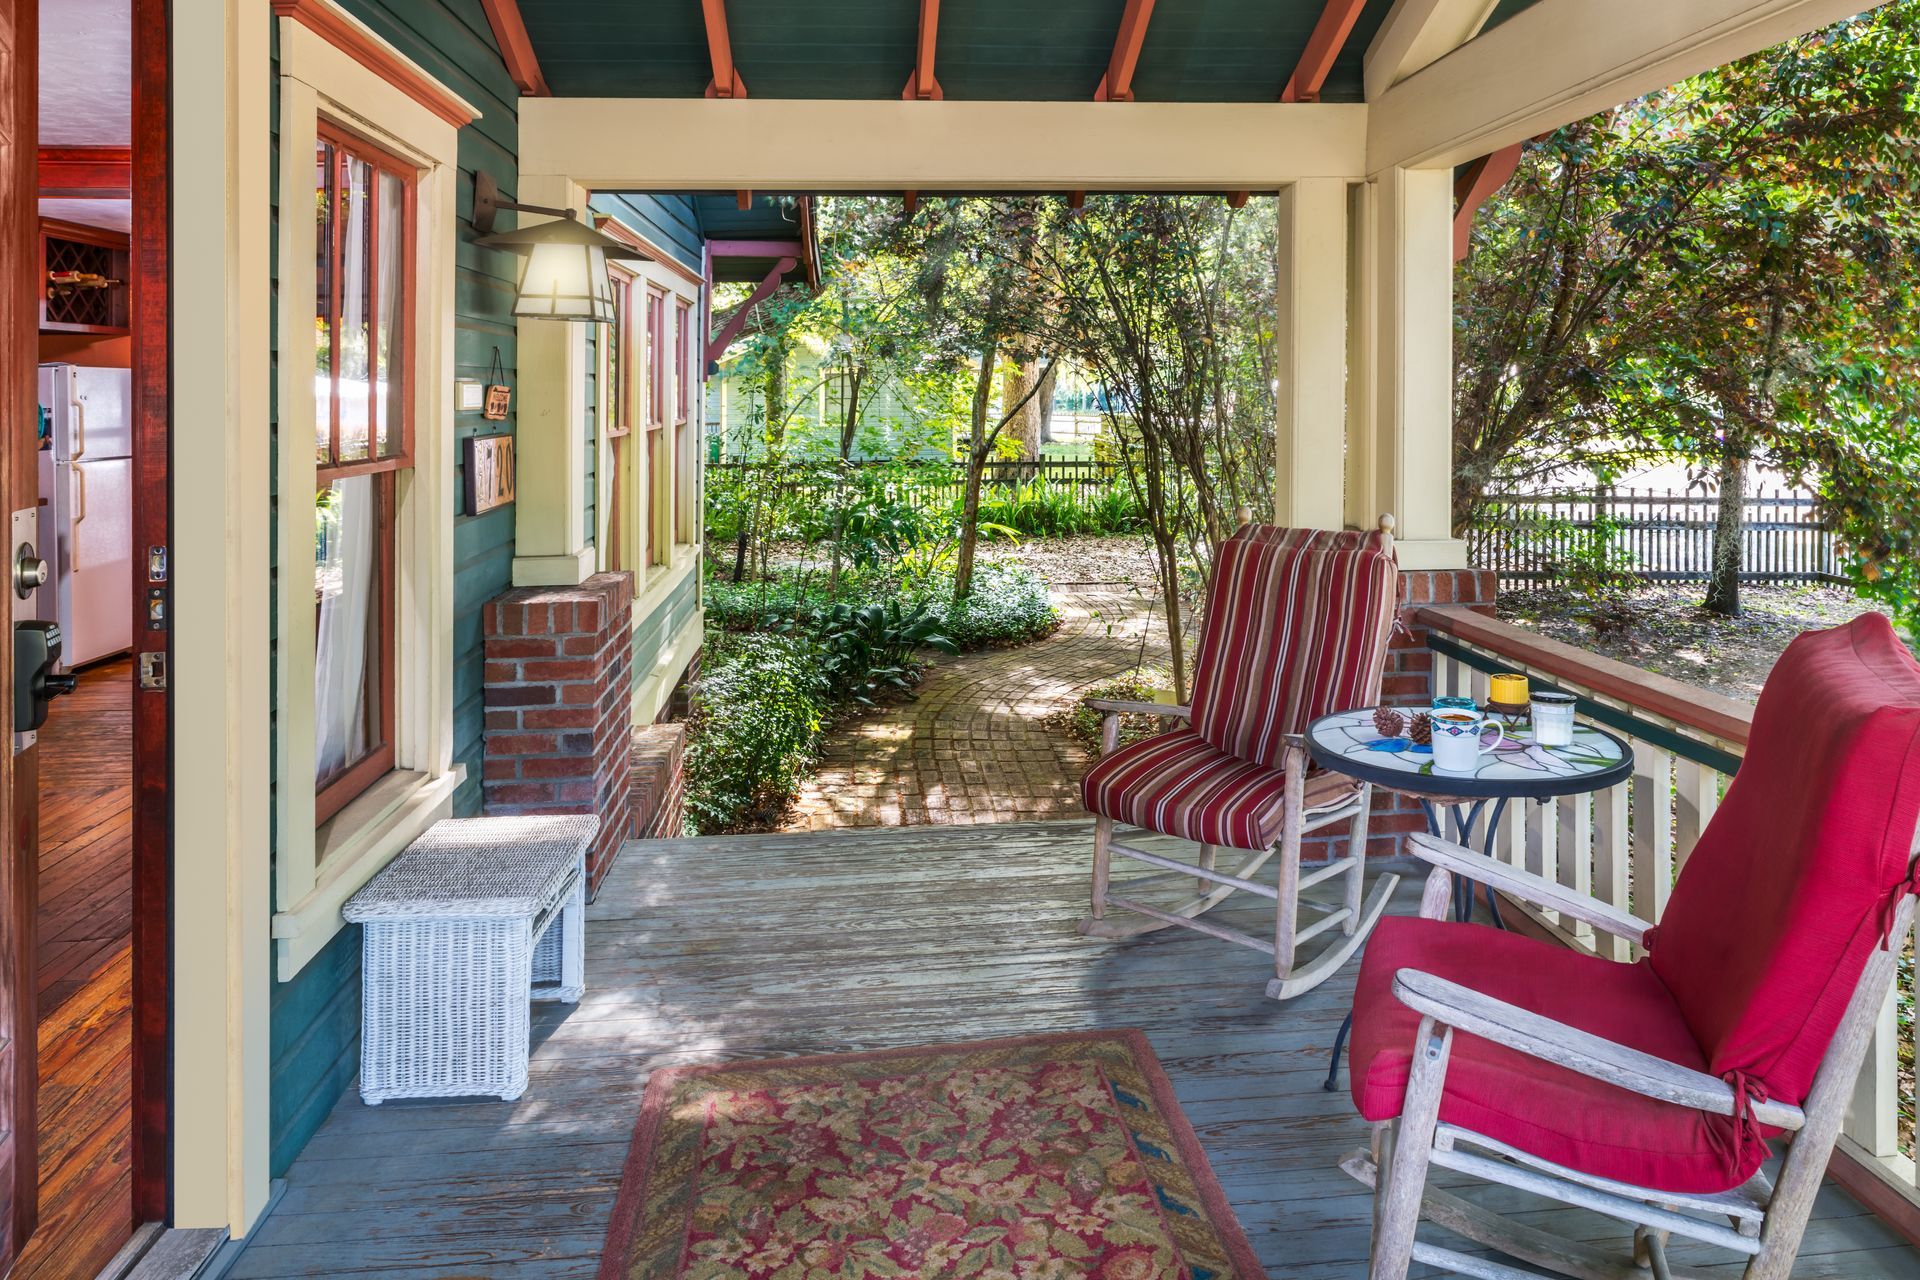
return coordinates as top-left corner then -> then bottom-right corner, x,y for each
954,343 -> 998,604
1036,362 -> 1058,445
1004,360 -> 1043,461
1704,443 -> 1746,617
1154,533 -> 1187,704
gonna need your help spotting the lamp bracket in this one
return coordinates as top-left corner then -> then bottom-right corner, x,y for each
472,170 -> 578,236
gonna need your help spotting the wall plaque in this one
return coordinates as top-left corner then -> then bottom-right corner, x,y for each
463,434 -> 516,515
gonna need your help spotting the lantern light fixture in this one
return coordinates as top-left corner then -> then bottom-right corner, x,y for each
471,171 -> 649,324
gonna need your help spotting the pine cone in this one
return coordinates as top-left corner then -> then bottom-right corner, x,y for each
1373,706 -> 1406,739
1410,712 -> 1433,747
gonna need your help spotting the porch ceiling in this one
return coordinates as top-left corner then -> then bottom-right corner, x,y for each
511,0 -> 1543,104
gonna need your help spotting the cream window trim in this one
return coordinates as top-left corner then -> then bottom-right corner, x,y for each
598,264 -> 641,576
272,13 -> 464,979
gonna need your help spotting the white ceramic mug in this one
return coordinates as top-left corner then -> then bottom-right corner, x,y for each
1430,711 -> 1506,773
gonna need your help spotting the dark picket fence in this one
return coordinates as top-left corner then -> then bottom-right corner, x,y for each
1470,488 -> 1846,589
709,458 -> 1121,513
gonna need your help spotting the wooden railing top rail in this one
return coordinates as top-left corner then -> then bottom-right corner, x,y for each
1414,606 -> 1754,750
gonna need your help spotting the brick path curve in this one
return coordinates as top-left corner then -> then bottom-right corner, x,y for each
784,585 -> 1170,830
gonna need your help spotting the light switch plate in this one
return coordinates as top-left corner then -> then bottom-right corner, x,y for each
456,379 -> 486,412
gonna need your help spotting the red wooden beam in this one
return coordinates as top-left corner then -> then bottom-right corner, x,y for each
1452,142 -> 1523,261
37,147 -> 131,198
1280,0 -> 1369,103
479,0 -> 549,96
901,0 -> 944,100
1094,0 -> 1157,102
903,191 -> 920,215
707,256 -> 796,364
702,0 -> 747,99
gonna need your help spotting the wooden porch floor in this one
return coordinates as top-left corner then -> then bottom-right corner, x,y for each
239,821 -> 1920,1278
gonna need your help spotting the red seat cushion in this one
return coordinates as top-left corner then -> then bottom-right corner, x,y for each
1350,917 -> 1758,1194
1651,614 -> 1920,1105
1081,727 -> 1355,850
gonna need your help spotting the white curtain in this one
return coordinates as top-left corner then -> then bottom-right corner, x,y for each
315,475 -> 374,780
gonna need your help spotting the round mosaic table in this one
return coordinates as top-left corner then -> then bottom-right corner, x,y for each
1304,705 -> 1633,1091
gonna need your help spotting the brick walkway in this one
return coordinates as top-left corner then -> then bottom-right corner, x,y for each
784,585 -> 1169,830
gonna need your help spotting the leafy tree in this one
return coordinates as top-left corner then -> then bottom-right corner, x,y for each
1457,4 -> 1920,623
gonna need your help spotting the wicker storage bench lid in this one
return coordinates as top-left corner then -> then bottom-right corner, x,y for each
344,815 -> 599,922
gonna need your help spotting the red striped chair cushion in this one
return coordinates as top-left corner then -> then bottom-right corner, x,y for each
1229,522 -> 1391,557
1081,727 -> 1359,850
1188,539 -> 1399,769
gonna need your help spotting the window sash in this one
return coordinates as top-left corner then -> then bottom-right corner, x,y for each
315,470 -> 398,824
315,122 -> 418,478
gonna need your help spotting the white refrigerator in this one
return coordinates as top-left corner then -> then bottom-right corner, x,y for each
37,364 -> 133,670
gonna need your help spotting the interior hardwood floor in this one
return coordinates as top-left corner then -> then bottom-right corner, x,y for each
239,821 -> 1920,1278
15,657 -> 135,1280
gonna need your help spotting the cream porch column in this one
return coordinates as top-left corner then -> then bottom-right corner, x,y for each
1273,178 -> 1348,530
1351,164 -> 1466,569
510,175 -> 596,587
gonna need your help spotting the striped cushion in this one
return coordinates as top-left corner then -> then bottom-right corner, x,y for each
1081,727 -> 1360,850
1188,539 -> 1398,769
1229,522 -> 1391,557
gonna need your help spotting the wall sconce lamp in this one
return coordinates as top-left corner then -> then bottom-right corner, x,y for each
471,171 -> 650,324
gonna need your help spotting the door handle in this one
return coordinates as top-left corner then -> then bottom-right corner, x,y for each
71,467 -> 85,573
12,542 -> 46,600
71,398 -> 85,460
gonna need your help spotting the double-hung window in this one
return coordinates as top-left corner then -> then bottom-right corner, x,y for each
313,125 -> 416,824
673,298 -> 691,537
603,271 -> 633,572
644,288 -> 666,567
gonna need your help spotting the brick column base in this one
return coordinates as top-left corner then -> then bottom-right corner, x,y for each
483,572 -> 635,895
631,722 -> 687,839
1301,568 -> 1499,865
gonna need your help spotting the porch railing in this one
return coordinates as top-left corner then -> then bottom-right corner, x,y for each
1415,605 -> 1914,1225
708,458 -> 1120,514
1470,488 -> 1847,590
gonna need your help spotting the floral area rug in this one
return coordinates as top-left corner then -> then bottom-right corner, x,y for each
598,1029 -> 1265,1280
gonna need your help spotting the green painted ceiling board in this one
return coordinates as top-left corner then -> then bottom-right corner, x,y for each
517,0 -> 1540,102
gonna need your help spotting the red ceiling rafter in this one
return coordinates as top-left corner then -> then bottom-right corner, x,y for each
1226,191 -> 1250,209
38,146 -> 131,198
902,0 -> 944,100
707,256 -> 797,364
478,0 -> 548,95
1068,191 -> 1087,212
903,191 -> 920,215
702,0 -> 747,98
1094,0 -> 1157,102
1280,0 -> 1369,103
1452,142 -> 1523,261
708,238 -> 807,259
735,190 -> 753,210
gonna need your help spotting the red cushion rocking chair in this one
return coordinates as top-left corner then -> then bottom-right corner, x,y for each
1078,517 -> 1403,1000
1345,613 -> 1920,1279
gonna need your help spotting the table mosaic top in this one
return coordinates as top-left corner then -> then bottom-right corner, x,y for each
1304,707 -> 1634,800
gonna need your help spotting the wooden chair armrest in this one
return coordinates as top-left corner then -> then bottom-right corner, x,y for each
1085,699 -> 1191,719
1407,832 -> 1651,947
1392,968 -> 1805,1131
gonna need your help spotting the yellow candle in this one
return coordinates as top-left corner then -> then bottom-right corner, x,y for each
1489,672 -> 1530,705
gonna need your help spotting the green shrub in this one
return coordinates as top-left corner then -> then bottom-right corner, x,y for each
779,599 -> 957,704
921,563 -> 1061,648
683,634 -> 831,834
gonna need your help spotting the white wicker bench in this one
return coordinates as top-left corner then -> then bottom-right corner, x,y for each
342,814 -> 597,1105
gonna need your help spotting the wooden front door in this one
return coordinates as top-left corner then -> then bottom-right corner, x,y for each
0,0 -> 37,1265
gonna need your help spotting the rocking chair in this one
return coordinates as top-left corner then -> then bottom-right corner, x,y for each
1343,611 -> 1920,1280
1077,516 -> 1401,1000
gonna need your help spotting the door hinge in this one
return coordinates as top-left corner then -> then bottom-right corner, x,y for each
139,650 -> 167,692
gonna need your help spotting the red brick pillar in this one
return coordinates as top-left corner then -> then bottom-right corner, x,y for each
482,572 -> 634,895
1303,568 -> 1499,864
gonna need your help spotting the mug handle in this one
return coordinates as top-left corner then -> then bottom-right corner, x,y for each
1477,717 -> 1507,757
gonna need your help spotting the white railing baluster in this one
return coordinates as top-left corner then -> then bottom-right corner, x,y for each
1630,742 -> 1675,935
1526,796 -> 1559,930
1593,780 -> 1631,961
1672,758 -> 1720,877
1557,792 -> 1594,949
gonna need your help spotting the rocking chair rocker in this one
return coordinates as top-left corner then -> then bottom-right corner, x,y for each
1077,516 -> 1401,1000
1343,611 -> 1920,1280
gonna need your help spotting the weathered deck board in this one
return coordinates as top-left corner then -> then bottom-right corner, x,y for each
238,821 -> 1920,1278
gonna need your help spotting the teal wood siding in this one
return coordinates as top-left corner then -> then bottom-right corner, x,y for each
590,194 -> 703,273
269,0 -> 521,1179
583,326 -> 596,552
633,569 -> 700,692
